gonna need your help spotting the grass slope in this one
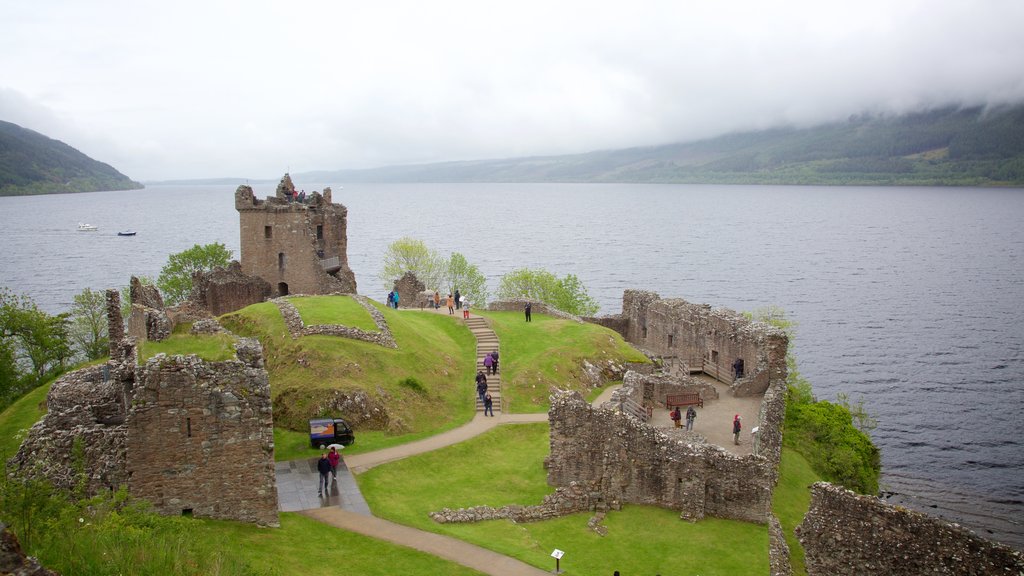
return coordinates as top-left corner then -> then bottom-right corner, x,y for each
477,311 -> 649,412
288,295 -> 379,332
772,447 -> 823,576
220,298 -> 478,458
359,423 -> 768,575
0,381 -> 51,461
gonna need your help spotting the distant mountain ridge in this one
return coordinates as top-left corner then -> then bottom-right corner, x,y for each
300,104 -> 1024,186
0,120 -> 143,196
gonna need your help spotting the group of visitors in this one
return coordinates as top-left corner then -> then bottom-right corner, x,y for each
483,350 -> 499,375
668,405 -> 742,443
386,290 -> 400,308
475,370 -> 494,416
316,446 -> 342,497
284,188 -> 307,204
444,291 -> 468,315
669,405 -> 698,431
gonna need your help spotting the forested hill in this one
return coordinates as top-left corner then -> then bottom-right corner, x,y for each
0,120 -> 143,196
303,104 -> 1024,186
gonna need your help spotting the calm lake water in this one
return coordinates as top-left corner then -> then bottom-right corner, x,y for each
2,182 -> 1023,549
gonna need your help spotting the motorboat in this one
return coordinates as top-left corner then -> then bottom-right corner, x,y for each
78,223 -> 98,231
117,231 -> 137,236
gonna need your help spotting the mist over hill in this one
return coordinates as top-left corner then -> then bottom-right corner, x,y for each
0,120 -> 143,196
300,104 -> 1024,187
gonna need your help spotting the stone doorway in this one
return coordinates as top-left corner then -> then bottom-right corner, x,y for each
278,282 -> 289,296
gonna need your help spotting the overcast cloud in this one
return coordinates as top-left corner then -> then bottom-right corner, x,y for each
2,0 -> 1023,181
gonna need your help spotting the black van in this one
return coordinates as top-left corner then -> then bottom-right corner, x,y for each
308,418 -> 356,449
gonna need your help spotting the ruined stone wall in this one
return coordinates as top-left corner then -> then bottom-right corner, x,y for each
614,369 -> 720,409
190,261 -> 271,316
546,391 -> 773,524
126,303 -> 171,342
8,338 -> 278,527
235,183 -> 356,298
8,354 -> 136,494
615,290 -> 787,396
584,314 -> 629,337
797,483 -> 1024,576
106,289 -> 124,357
392,271 -> 425,309
125,339 -> 278,526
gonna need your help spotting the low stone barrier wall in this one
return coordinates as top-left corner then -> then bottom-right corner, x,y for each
431,482 -> 605,524
273,294 -> 397,348
486,299 -> 583,323
797,483 -> 1024,575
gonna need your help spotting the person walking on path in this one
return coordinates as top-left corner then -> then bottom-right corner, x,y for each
447,293 -> 455,315
475,370 -> 488,402
525,302 -> 532,322
393,291 -> 400,309
733,414 -> 742,445
459,294 -> 466,310
434,291 -> 441,310
327,446 -> 341,480
454,289 -> 461,310
317,453 -> 332,496
670,406 -> 682,428
483,353 -> 494,376
387,291 -> 394,308
483,392 -> 494,417
462,300 -> 470,319
490,350 -> 499,374
685,405 -> 697,431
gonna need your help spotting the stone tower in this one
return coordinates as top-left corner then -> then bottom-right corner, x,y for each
235,174 -> 357,297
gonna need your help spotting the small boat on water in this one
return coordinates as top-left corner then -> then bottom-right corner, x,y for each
117,231 -> 137,236
78,223 -> 98,231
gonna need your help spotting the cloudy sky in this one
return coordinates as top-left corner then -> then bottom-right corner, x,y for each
2,1 -> 1023,181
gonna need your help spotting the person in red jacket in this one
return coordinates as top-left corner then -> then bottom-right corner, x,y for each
327,446 -> 341,480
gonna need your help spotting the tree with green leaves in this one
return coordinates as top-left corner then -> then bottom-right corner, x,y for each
378,237 -> 445,291
157,243 -> 233,306
496,268 -> 599,316
446,252 -> 489,307
69,288 -> 108,361
0,288 -> 72,393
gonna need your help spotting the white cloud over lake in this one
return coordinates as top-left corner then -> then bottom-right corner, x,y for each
2,0 -> 1023,180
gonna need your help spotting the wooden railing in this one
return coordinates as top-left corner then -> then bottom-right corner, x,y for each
618,397 -> 652,422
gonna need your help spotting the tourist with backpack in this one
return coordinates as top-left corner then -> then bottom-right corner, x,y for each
685,406 -> 697,431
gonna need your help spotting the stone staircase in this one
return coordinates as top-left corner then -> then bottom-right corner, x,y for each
465,316 -> 501,414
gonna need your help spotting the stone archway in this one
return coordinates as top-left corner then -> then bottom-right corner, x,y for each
278,282 -> 289,296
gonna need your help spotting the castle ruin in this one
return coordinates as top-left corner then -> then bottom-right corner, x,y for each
7,290 -> 279,526
235,174 -> 357,298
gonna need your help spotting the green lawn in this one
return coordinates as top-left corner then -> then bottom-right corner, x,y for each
221,299 -> 478,454
772,447 -> 822,576
138,332 -> 237,362
358,422 -> 768,575
0,381 -> 51,461
288,295 -> 379,332
16,502 -> 482,576
475,311 -> 649,412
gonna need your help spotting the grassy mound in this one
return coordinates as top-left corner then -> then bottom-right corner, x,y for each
477,311 -> 649,412
220,297 -> 478,456
288,295 -> 379,332
359,422 -> 768,574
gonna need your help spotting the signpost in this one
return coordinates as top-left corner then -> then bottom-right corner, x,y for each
551,549 -> 564,574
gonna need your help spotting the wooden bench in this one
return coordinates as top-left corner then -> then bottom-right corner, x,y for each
665,393 -> 703,410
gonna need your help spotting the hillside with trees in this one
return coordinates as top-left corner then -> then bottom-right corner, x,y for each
303,104 -> 1024,186
0,120 -> 142,196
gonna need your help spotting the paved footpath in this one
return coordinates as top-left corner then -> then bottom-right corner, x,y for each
286,307 -> 555,575
302,507 -> 551,576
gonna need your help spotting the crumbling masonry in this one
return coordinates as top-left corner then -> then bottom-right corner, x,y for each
235,174 -> 356,298
7,290 -> 279,526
